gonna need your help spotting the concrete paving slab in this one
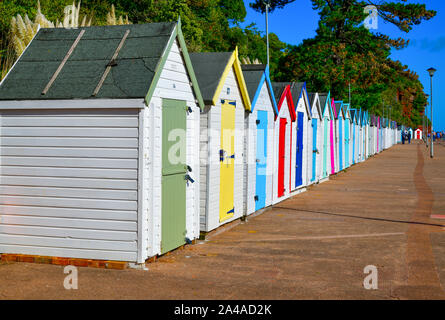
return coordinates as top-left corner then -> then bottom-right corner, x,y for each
0,141 -> 444,299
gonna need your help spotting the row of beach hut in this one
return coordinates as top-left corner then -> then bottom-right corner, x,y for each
0,21 -> 402,264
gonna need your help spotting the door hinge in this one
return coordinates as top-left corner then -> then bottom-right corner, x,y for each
220,149 -> 226,162
185,174 -> 195,183
254,195 -> 259,201
256,119 -> 260,125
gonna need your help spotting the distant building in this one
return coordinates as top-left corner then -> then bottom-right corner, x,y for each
415,128 -> 423,140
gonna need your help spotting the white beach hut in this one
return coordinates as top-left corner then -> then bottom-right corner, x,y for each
307,92 -> 323,184
0,21 -> 204,263
241,64 -> 278,215
290,83 -> 311,190
271,82 -> 296,204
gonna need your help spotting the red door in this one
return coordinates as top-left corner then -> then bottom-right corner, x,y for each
289,122 -> 293,192
416,131 -> 420,139
278,118 -> 287,198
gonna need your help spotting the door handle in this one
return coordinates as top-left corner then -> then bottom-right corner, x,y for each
220,149 -> 234,162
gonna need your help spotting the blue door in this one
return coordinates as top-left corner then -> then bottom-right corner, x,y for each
339,119 -> 343,171
295,112 -> 304,187
311,119 -> 317,182
255,110 -> 268,211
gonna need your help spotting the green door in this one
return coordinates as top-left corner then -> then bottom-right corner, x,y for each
161,98 -> 187,254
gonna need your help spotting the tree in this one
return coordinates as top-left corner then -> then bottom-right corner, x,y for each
237,23 -> 286,72
0,0 -> 254,73
220,0 -> 247,22
0,0 -> 434,127
250,0 -> 296,13
256,0 -> 434,126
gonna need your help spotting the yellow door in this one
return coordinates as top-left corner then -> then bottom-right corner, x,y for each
219,100 -> 236,222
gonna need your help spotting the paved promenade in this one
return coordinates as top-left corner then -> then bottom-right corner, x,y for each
1,140 -> 444,299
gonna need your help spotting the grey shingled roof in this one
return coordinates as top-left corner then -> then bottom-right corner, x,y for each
342,104 -> 349,118
334,102 -> 342,119
271,82 -> 291,105
362,111 -> 367,124
0,22 -> 177,100
350,109 -> 356,122
319,93 -> 328,115
308,93 -> 315,106
272,81 -> 306,108
290,82 -> 304,102
241,64 -> 265,101
189,52 -> 233,104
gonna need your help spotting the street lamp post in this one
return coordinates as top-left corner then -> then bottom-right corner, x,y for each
263,1 -> 271,66
423,105 -> 426,143
389,107 -> 392,146
423,96 -> 428,144
388,106 -> 392,122
427,67 -> 436,158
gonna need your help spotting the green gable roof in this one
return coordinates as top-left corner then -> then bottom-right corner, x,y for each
189,52 -> 233,104
0,22 -> 179,100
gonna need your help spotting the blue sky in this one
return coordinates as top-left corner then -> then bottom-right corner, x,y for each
241,0 -> 445,131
